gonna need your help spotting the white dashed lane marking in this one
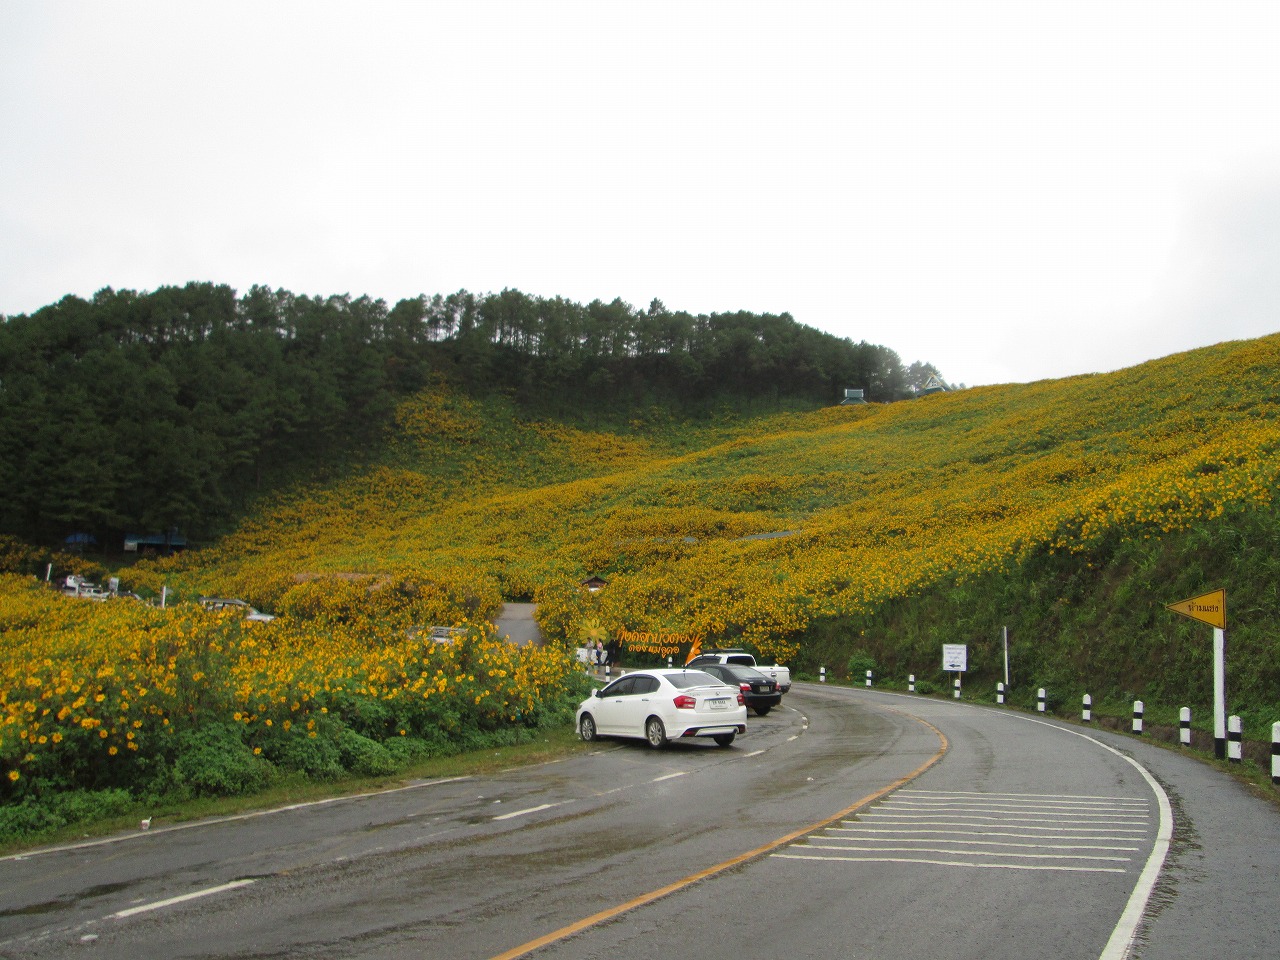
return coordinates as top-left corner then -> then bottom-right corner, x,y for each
111,880 -> 257,920
492,803 -> 559,821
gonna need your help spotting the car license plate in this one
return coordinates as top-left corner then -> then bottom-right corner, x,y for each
708,698 -> 729,710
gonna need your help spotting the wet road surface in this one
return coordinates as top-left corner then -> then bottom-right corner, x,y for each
1,683 -> 1275,959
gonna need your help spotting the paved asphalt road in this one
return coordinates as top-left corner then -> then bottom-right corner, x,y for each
1,682 -> 1276,959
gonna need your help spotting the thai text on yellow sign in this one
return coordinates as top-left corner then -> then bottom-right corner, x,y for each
617,627 -> 705,660
1166,588 -> 1226,629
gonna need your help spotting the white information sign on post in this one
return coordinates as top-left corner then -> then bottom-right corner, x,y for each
942,644 -> 968,673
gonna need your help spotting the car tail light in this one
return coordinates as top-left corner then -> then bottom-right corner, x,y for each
736,691 -> 745,706
739,683 -> 752,694
673,694 -> 697,709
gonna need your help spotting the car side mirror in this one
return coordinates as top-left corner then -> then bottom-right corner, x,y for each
591,688 -> 601,699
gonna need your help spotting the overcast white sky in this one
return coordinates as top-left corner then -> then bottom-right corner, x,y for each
2,1 -> 1278,387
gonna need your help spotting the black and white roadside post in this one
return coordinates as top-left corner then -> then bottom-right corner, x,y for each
942,643 -> 967,701
1133,700 -> 1144,735
820,666 -> 826,683
1001,625 -> 1010,693
1180,707 -> 1192,745
1228,716 -> 1243,763
866,670 -> 873,688
996,682 -> 1004,704
1037,688 -> 1046,713
1272,722 -> 1280,785
1082,694 -> 1092,723
1166,589 -> 1228,759
909,674 -> 916,693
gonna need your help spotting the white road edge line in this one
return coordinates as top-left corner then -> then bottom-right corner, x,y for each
652,772 -> 687,782
1040,720 -> 1175,960
111,880 -> 256,919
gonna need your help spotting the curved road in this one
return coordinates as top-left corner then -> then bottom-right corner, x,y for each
1,683 -> 1276,959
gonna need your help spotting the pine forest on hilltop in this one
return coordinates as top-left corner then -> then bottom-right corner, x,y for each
0,282 -> 941,546
2,284 -> 1279,833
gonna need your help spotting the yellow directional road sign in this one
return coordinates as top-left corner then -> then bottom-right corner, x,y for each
1166,588 -> 1226,629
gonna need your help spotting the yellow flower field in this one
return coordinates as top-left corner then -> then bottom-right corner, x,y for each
1,575 -> 582,799
124,334 -> 1280,672
6,332 -> 1280,805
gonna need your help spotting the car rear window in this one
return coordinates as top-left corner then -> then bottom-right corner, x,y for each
666,670 -> 720,689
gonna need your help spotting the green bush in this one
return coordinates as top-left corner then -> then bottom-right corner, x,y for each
47,787 -> 134,824
1025,686 -> 1062,712
0,799 -> 65,840
846,651 -> 877,682
334,728 -> 399,777
261,731 -> 345,781
382,736 -> 434,766
328,691 -> 396,741
173,726 -> 273,797
0,536 -> 47,576
0,788 -> 134,844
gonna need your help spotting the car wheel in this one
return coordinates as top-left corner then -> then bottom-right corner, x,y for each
579,714 -> 597,742
754,705 -> 771,716
645,716 -> 667,749
713,732 -> 736,747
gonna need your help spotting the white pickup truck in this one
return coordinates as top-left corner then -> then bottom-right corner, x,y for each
687,649 -> 792,693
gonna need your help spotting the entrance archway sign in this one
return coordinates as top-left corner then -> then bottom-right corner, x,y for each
1166,589 -> 1227,758
617,627 -> 704,664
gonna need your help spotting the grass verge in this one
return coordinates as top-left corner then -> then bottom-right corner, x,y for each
0,726 -> 587,858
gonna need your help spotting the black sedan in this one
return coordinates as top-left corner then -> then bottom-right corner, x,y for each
694,662 -> 783,716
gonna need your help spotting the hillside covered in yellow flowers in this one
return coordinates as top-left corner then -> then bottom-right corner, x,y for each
167,333 -> 1278,707
4,332 -> 1279,834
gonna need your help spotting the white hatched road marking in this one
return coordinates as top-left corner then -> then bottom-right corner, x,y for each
774,789 -> 1152,874
777,853 -> 1130,873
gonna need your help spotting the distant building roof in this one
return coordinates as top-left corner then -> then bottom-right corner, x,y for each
920,375 -> 947,394
840,388 -> 866,405
124,531 -> 187,552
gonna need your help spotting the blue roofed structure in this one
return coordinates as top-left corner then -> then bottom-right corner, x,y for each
123,530 -> 187,554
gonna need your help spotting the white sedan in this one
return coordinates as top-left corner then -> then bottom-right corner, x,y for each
576,669 -> 747,748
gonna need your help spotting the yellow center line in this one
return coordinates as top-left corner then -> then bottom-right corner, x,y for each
487,709 -> 948,960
